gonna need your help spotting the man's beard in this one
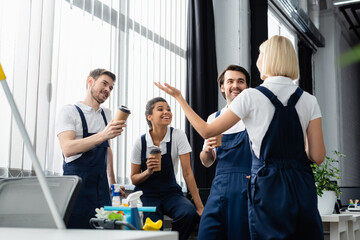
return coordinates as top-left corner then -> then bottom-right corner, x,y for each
91,87 -> 105,104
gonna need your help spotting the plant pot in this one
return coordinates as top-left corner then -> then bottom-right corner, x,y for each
318,190 -> 337,215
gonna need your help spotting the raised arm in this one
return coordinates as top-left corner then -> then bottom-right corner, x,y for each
154,82 -> 240,138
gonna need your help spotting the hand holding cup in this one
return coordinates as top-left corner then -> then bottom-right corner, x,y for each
214,134 -> 222,147
149,148 -> 161,172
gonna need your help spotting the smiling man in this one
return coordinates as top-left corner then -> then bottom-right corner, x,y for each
56,68 -> 126,229
198,65 -> 253,240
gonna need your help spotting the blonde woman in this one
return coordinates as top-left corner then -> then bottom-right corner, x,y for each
155,35 -> 326,240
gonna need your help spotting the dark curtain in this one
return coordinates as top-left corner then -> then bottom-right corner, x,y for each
298,40 -> 314,94
250,1 -> 268,87
186,0 -> 218,200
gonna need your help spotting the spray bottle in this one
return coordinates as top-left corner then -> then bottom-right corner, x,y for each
126,190 -> 143,230
111,184 -> 121,206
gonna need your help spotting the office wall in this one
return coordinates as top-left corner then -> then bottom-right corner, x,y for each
314,11 -> 340,157
337,14 -> 360,186
314,9 -> 360,186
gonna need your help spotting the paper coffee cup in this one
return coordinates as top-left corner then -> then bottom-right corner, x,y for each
214,134 -> 222,147
150,148 -> 161,172
114,105 -> 131,121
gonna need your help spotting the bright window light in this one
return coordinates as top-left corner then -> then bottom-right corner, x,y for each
333,0 -> 360,6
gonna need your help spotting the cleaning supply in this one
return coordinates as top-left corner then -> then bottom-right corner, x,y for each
127,191 -> 144,227
111,184 -> 121,206
143,217 -> 162,231
121,198 -> 129,206
104,206 -> 156,212
108,212 -> 124,221
127,191 -> 143,230
95,207 -> 111,219
136,194 -> 144,227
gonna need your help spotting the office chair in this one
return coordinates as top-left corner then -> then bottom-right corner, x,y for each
0,176 -> 81,228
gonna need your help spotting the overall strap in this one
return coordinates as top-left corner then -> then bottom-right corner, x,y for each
74,105 -> 88,137
141,127 -> 173,160
215,110 -> 221,118
141,134 -> 147,159
256,86 -> 283,108
100,108 -> 108,125
166,127 -> 174,154
287,88 -> 304,107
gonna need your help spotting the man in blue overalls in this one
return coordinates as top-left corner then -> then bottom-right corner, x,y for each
198,65 -> 252,240
56,69 -> 126,228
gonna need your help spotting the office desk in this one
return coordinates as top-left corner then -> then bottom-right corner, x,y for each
321,214 -> 352,240
0,227 -> 178,240
341,213 -> 360,240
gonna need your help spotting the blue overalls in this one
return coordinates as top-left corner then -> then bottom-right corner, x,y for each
134,127 -> 199,240
248,87 -> 323,240
198,110 -> 252,240
63,105 -> 111,229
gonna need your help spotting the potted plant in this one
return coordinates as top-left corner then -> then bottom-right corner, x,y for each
311,150 -> 345,215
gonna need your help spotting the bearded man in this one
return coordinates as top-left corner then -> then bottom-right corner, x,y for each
56,68 -> 126,228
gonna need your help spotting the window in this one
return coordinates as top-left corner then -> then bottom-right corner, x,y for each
48,0 -> 117,175
0,0 -> 188,189
0,0 -> 49,176
268,10 -> 297,48
268,9 -> 299,84
112,0 -> 188,187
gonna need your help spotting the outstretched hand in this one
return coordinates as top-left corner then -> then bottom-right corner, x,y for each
154,82 -> 182,99
154,81 -> 210,140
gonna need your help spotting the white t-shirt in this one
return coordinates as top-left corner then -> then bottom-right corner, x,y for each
55,101 -> 112,163
229,76 -> 322,158
202,107 -> 246,150
131,126 -> 192,177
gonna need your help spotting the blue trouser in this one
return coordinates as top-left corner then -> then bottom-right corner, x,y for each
248,160 -> 322,240
198,114 -> 252,240
64,170 -> 110,228
141,191 -> 199,240
198,171 -> 249,240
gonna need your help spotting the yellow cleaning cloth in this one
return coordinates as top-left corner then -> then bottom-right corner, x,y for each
142,217 -> 162,231
0,63 -> 6,81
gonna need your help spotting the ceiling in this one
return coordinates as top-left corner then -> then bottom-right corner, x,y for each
320,0 -> 360,42
338,2 -> 360,40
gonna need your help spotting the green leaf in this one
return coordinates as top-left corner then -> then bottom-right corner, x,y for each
311,150 -> 344,198
338,44 -> 360,68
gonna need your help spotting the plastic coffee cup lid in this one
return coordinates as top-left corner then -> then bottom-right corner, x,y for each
150,148 -> 161,154
119,105 -> 131,114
